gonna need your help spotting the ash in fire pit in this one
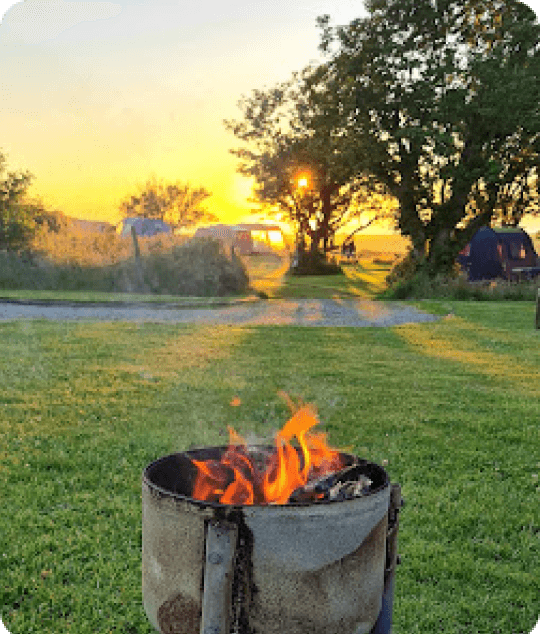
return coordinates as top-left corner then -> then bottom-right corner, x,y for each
289,463 -> 373,502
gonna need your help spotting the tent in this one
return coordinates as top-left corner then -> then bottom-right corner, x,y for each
117,217 -> 171,238
457,227 -> 540,281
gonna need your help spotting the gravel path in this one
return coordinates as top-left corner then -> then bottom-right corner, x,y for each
0,298 -> 440,327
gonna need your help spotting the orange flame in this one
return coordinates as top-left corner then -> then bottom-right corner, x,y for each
191,399 -> 343,505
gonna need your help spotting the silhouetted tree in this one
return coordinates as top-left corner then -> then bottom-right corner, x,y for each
314,0 -> 540,275
225,73 -> 396,265
119,178 -> 217,229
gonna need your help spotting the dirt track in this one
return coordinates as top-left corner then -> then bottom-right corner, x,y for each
0,298 -> 440,327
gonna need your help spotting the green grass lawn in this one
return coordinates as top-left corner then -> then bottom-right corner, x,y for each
275,262 -> 390,298
0,302 -> 539,633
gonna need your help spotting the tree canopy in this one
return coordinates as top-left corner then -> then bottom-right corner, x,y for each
315,0 -> 540,273
224,72 -> 397,258
0,151 -> 35,250
226,0 -> 539,276
119,178 -> 217,230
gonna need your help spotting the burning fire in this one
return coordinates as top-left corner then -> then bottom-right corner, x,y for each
190,398 -> 344,505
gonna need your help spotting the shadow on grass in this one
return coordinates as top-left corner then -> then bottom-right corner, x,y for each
267,260 -> 391,300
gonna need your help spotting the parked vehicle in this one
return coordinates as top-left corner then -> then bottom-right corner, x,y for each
193,223 -> 284,255
457,226 -> 540,281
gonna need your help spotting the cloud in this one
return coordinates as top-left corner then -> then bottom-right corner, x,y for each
0,0 -> 122,45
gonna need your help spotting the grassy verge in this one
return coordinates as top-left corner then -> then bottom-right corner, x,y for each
1,303 -> 539,633
0,289 -> 253,306
383,270 -> 540,301
6,246 -> 536,304
0,254 -> 385,303
245,254 -> 538,301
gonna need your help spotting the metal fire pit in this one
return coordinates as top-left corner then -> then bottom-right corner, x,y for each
142,447 -> 401,634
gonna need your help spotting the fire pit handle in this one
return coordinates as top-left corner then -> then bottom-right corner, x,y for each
386,483 -> 402,578
200,520 -> 238,634
370,483 -> 402,634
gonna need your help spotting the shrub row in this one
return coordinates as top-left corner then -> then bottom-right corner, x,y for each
383,264 -> 539,301
0,237 -> 249,297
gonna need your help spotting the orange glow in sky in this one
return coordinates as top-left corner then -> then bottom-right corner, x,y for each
0,0 -> 366,226
2,1 -> 538,236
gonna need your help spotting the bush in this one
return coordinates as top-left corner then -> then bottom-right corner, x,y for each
138,238 -> 249,296
0,250 -> 48,289
383,259 -> 539,301
31,225 -> 144,267
384,251 -> 420,288
0,235 -> 250,297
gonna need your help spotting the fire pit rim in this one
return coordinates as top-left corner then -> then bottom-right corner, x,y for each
143,447 -> 390,509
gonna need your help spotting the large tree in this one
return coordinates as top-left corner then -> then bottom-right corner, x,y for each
313,0 -> 540,274
119,178 -> 216,230
0,151 -> 35,250
224,73 -> 396,259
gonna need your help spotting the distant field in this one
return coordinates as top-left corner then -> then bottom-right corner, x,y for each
345,232 -> 540,259
279,234 -> 410,257
338,234 -> 411,257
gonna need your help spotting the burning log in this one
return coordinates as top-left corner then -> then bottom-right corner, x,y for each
289,465 -> 373,502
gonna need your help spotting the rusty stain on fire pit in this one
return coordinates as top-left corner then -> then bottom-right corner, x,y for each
247,512 -> 388,633
157,593 -> 201,634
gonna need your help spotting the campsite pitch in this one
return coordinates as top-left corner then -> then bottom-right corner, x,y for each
0,301 -> 538,634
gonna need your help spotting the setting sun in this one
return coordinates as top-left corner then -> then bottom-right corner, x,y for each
0,1 -> 363,226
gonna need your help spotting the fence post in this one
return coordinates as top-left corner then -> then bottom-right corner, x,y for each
130,226 -> 147,292
131,225 -> 141,259
536,287 -> 540,329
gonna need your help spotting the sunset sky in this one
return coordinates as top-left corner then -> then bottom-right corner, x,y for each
0,0 -> 366,227
0,0 -> 539,233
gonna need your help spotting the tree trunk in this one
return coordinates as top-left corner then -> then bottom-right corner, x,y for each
535,287 -> 540,329
425,228 -> 456,275
393,182 -> 426,262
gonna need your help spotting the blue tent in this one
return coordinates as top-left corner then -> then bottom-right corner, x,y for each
468,227 -> 504,280
118,217 -> 171,238
458,227 -> 539,281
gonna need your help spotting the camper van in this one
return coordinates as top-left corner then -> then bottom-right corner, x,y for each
193,223 -> 284,255
457,227 -> 540,281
